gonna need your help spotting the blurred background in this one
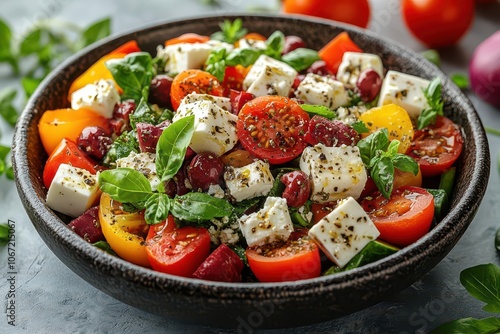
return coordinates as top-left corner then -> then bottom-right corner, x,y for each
0,0 -> 499,333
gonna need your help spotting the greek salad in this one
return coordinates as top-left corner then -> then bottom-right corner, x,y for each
39,19 -> 464,283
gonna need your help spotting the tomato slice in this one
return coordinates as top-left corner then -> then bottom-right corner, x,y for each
246,230 -> 321,282
406,116 -> 463,177
237,96 -> 310,164
99,193 -> 151,267
38,108 -> 111,155
361,186 -> 434,247
43,138 -> 98,189
165,33 -> 210,46
145,219 -> 211,277
170,69 -> 224,111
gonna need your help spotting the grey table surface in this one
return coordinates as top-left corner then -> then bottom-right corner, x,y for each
1,0 -> 499,333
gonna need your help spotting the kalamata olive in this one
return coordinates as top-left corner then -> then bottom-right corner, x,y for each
304,115 -> 359,147
220,149 -> 256,168
283,35 -> 306,54
77,126 -> 113,160
280,171 -> 311,208
306,60 -> 333,76
111,100 -> 136,135
149,74 -> 173,108
136,120 -> 171,153
164,164 -> 191,197
356,68 -> 383,102
187,152 -> 225,191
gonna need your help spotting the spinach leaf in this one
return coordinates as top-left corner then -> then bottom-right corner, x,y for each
417,77 -> 444,130
432,317 -> 500,334
281,48 -> 320,72
105,52 -> 153,102
300,104 -> 336,120
171,192 -> 233,222
144,193 -> 172,225
460,264 -> 500,313
99,167 -> 153,204
156,115 -> 195,182
80,17 -> 111,48
0,87 -> 18,126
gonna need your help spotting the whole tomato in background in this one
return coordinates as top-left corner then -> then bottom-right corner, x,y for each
402,0 -> 475,48
282,0 -> 371,29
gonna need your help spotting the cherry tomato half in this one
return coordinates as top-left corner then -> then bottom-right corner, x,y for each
402,0 -> 475,48
246,230 -> 321,282
145,219 -> 211,277
361,186 -> 434,247
237,96 -> 310,164
170,69 -> 224,111
282,0 -> 371,29
406,116 -> 463,177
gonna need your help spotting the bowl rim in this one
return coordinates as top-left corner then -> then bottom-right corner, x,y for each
12,13 -> 490,299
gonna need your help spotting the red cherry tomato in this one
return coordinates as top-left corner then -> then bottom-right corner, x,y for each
170,69 -> 224,110
402,0 -> 475,48
237,96 -> 310,164
406,116 -> 463,177
43,138 -> 98,189
246,230 -> 321,282
282,0 -> 371,29
361,186 -> 435,247
145,219 -> 211,278
280,171 -> 311,208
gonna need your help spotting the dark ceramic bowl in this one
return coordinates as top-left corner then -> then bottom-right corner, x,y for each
12,14 -> 490,329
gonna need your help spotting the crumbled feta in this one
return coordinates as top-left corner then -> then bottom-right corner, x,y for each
208,216 -> 240,246
238,197 -> 293,247
45,164 -> 101,218
115,152 -> 160,191
295,73 -> 350,109
224,160 -> 274,202
308,197 -> 380,268
71,79 -> 120,118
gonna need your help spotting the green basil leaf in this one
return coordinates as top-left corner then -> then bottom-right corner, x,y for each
421,49 -> 440,67
80,17 -> 111,48
232,197 -> 263,217
451,73 -> 469,90
460,264 -> 500,313
226,48 -> 262,67
431,317 -> 500,334
105,52 -> 153,102
99,167 -> 153,203
21,77 -> 43,98
300,104 -> 336,120
129,95 -> 157,128
0,87 -> 18,126
264,30 -> 285,59
356,128 -> 390,166
417,107 -> 437,130
205,47 -> 227,82
93,241 -> 117,255
371,156 -> 394,199
144,193 -> 171,225
20,28 -> 43,55
386,140 -> 400,156
282,48 -> 320,72
172,192 -> 233,222
156,115 -> 195,182
392,154 -> 419,175
211,19 -> 247,44
352,120 -> 369,134
418,77 -> 444,130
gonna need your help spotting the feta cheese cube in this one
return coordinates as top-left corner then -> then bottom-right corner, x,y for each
173,99 -> 238,156
224,160 -> 274,202
178,93 -> 231,112
236,38 -> 267,50
336,52 -> 384,87
377,70 -> 431,121
116,152 -> 161,191
308,197 -> 380,268
45,164 -> 101,218
157,41 -> 233,74
71,79 -> 120,118
300,144 -> 367,203
294,73 -> 350,109
243,55 -> 297,97
238,197 -> 293,247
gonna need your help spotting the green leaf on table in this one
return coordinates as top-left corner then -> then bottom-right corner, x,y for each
460,264 -> 500,313
21,77 -> 43,98
0,223 -> 9,244
431,317 -> 500,334
417,77 -> 444,130
156,115 -> 195,182
99,167 -> 153,204
20,28 -> 43,55
80,17 -> 111,48
211,19 -> 247,44
0,87 -> 18,126
0,18 -> 16,72
281,48 -> 320,72
300,104 -> 337,120
144,193 -> 171,225
171,192 -> 233,222
105,52 -> 153,102
0,145 -> 10,160
451,73 -> 469,90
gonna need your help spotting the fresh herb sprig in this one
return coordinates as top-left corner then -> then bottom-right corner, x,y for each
431,264 -> 500,333
211,19 -> 247,44
300,104 -> 337,120
99,116 -> 233,225
357,128 -> 419,198
417,77 -> 444,130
